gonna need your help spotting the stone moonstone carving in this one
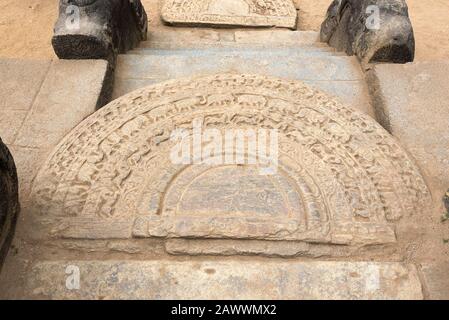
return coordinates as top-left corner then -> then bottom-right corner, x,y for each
161,0 -> 298,29
31,74 -> 430,246
0,138 -> 19,269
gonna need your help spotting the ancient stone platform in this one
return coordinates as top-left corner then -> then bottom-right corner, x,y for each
1,10 -> 448,299
161,0 -> 298,29
25,261 -> 422,300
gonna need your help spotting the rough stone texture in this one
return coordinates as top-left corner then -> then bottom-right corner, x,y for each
14,60 -> 112,150
165,239 -> 363,258
366,62 -> 449,203
0,110 -> 28,145
0,139 -> 19,271
23,260 -> 422,300
0,59 -> 51,111
52,0 -> 147,60
420,263 -> 449,300
7,147 -> 47,200
320,0 -> 415,64
161,0 -> 297,29
166,239 -> 312,257
30,74 -> 429,250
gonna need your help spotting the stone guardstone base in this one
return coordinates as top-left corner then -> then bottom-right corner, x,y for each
26,261 -> 422,300
161,0 -> 298,29
367,61 -> 449,198
0,139 -> 19,270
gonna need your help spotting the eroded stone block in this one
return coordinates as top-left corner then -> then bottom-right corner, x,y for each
30,74 -> 430,250
421,263 -> 449,300
320,0 -> 415,64
366,62 -> 449,200
161,0 -> 298,29
52,0 -> 148,60
0,139 -> 19,270
24,260 -> 423,299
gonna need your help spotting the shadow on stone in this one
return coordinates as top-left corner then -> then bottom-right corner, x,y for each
0,138 -> 19,272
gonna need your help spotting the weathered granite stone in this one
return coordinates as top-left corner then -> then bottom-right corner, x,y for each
420,263 -> 449,300
24,260 -> 423,299
0,59 -> 51,112
320,0 -> 415,64
366,62 -> 449,200
52,0 -> 148,60
30,74 -> 430,249
161,0 -> 298,29
113,48 -> 373,116
165,239 -> 360,258
0,139 -> 19,270
14,60 -> 112,150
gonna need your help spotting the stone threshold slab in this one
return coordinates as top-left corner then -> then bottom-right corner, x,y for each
26,260 -> 423,300
140,30 -> 320,49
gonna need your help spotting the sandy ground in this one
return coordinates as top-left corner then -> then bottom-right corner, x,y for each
0,0 -> 448,61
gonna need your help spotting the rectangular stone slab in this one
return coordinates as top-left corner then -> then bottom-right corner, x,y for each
367,62 -> 449,199
25,260 -> 422,299
113,52 -> 372,115
161,0 -> 298,29
140,30 -> 321,49
14,60 -> 110,150
0,59 -> 50,111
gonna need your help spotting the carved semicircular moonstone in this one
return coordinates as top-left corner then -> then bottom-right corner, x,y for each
161,0 -> 298,29
31,74 -> 430,245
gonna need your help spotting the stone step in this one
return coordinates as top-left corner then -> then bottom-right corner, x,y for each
112,52 -> 372,116
20,260 -> 423,299
116,52 -> 362,81
128,47 -> 344,58
140,29 -> 321,49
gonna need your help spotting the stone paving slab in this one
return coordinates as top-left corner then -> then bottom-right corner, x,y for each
0,59 -> 50,111
0,110 -> 28,145
115,53 -> 363,82
141,29 -> 320,49
14,60 -> 110,150
24,260 -> 422,300
7,146 -> 47,200
367,62 -> 449,197
420,262 -> 449,300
